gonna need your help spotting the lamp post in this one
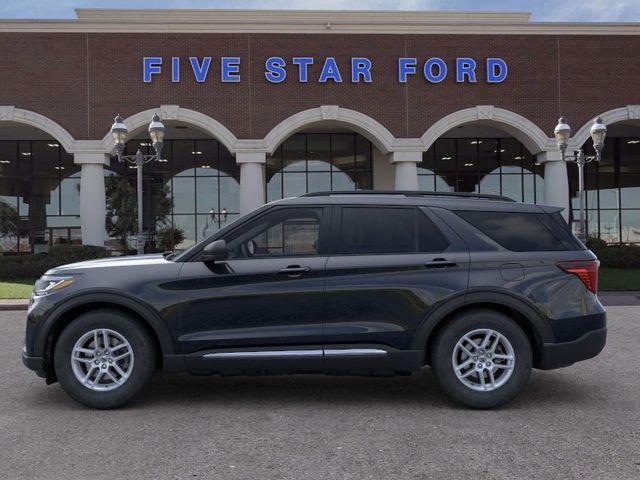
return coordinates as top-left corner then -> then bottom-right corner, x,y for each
110,114 -> 166,255
554,116 -> 607,244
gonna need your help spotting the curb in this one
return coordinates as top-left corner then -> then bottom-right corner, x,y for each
0,301 -> 29,312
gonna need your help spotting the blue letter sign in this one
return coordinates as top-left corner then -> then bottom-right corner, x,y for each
142,56 -> 508,84
143,57 -> 162,83
265,57 -> 287,83
319,57 -> 343,83
487,58 -> 508,83
189,57 -> 211,83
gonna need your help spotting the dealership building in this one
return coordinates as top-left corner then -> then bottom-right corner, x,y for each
1,8 -> 640,252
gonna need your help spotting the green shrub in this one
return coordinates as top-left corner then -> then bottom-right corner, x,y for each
586,236 -> 640,269
0,245 -> 110,280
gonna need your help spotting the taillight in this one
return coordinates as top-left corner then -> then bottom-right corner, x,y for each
556,260 -> 600,294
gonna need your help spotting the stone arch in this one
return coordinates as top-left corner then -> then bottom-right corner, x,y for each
420,105 -> 553,154
100,105 -> 239,154
0,106 -> 76,152
263,106 -> 397,155
572,105 -> 640,148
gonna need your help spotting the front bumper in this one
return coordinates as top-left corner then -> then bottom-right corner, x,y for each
538,327 -> 607,370
22,350 -> 47,378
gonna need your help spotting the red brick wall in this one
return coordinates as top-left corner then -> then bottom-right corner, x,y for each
1,32 -> 639,142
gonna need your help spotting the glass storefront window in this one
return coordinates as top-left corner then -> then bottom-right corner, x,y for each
266,133 -> 373,201
106,138 -> 240,252
569,136 -> 640,244
0,140 -> 80,253
420,137 -> 543,202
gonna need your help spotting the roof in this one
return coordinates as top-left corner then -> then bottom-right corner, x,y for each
0,9 -> 639,35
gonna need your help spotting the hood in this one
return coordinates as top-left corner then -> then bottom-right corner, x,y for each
45,254 -> 171,274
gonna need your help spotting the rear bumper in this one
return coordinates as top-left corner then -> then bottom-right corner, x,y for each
538,327 -> 607,370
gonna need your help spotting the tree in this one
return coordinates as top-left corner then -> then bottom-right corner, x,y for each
105,175 -> 173,252
0,201 -> 21,251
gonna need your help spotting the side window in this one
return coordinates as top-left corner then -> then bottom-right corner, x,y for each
226,208 -> 323,258
455,210 -> 581,252
337,207 -> 448,254
417,210 -> 450,252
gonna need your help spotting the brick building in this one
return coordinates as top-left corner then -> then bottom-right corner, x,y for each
1,9 -> 640,251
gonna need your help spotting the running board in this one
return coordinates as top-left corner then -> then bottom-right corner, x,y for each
182,345 -> 424,376
202,348 -> 387,359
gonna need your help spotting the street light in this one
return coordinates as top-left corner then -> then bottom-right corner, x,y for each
110,113 -> 166,255
554,116 -> 607,243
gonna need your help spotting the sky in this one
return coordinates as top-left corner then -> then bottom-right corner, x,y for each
1,0 -> 640,22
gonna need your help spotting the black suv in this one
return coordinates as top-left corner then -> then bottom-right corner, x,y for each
22,191 -> 606,409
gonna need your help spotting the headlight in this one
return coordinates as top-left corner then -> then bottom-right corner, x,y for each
33,276 -> 74,297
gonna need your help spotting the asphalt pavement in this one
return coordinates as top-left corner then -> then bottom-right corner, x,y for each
1,308 -> 639,480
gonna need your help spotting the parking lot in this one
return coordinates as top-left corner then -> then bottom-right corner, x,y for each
1,307 -> 639,480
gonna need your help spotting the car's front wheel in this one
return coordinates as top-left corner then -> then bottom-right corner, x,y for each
430,309 -> 532,408
54,309 -> 156,409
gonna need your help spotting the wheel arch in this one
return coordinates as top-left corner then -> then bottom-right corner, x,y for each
414,291 -> 554,369
38,292 -> 175,382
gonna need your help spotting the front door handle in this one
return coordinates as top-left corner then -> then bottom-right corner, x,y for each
278,265 -> 311,276
424,259 -> 457,269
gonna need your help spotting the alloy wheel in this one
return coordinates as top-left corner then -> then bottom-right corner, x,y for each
70,328 -> 135,391
451,328 -> 515,392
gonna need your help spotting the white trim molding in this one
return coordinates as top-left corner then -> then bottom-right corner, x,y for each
571,105 -> 640,149
2,10 -> 640,35
0,106 -> 76,153
100,105 -> 239,154
421,106 -> 553,154
263,106 -> 397,155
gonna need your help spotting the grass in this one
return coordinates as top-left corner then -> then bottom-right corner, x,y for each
0,268 -> 637,299
0,279 -> 36,299
598,268 -> 640,292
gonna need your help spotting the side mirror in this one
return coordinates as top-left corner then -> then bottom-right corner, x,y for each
201,239 -> 229,262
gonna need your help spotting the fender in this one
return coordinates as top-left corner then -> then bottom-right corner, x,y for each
33,289 -> 176,358
410,289 -> 554,351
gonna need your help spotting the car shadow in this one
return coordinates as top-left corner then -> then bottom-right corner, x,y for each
121,368 -> 601,411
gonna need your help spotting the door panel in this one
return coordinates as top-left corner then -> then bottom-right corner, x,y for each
323,206 -> 469,351
178,256 -> 327,353
177,205 -> 330,358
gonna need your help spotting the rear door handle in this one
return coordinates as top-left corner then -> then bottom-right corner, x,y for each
424,259 -> 457,269
278,265 -> 311,276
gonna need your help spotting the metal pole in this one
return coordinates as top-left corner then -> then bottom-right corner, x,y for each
135,150 -> 144,255
576,150 -> 586,244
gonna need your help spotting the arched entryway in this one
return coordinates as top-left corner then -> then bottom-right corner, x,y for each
570,108 -> 640,243
261,106 -> 397,201
0,109 -> 79,253
105,120 -> 240,252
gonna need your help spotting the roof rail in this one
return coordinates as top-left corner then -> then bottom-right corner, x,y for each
301,190 -> 515,202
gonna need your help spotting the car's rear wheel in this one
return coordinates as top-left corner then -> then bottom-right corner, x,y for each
430,309 -> 532,409
54,309 -> 156,409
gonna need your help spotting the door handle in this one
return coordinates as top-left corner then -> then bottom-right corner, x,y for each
278,265 -> 311,276
424,259 -> 457,269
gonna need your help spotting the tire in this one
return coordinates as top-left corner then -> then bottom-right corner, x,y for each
54,309 -> 156,409
430,309 -> 532,409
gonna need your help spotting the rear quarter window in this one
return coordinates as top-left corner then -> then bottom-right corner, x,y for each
454,210 -> 583,252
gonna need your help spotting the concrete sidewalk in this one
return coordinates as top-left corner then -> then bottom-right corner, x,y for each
1,292 -> 639,312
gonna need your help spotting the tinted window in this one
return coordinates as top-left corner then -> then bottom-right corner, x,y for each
338,207 -> 448,254
417,210 -> 450,252
226,208 -> 323,258
455,210 -> 582,251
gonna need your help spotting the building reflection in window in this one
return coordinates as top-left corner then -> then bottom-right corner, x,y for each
0,140 -> 80,253
419,138 -> 544,203
108,139 -> 239,251
570,136 -> 640,244
266,133 -> 373,201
